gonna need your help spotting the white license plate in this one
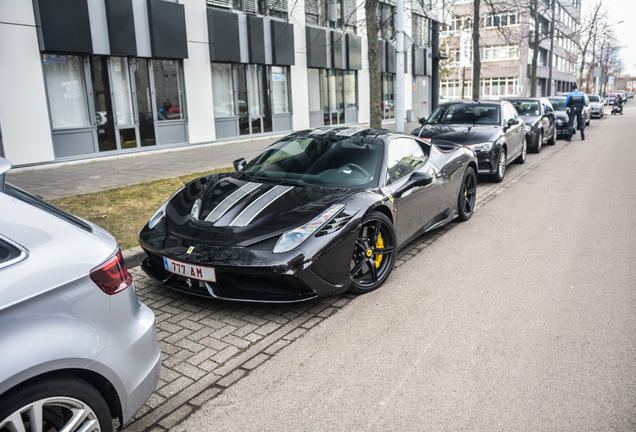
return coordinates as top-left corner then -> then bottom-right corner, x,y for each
163,257 -> 216,282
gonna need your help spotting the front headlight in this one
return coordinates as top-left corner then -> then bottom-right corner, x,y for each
148,186 -> 185,229
524,124 -> 532,133
557,119 -> 563,126
467,142 -> 493,152
273,204 -> 345,254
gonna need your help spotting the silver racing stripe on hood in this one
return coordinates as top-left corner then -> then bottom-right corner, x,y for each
205,182 -> 261,223
230,185 -> 293,227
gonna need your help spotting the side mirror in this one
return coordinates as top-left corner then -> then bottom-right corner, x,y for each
408,171 -> 434,187
507,118 -> 520,126
418,116 -> 427,125
233,157 -> 247,172
395,171 -> 434,197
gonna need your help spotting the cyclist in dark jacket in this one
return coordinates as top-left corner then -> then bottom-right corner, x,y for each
565,84 -> 589,141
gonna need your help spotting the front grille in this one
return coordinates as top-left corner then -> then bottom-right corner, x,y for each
141,251 -> 317,303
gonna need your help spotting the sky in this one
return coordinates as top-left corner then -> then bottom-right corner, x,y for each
596,0 -> 636,74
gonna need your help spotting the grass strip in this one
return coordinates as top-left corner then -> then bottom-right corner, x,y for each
51,168 -> 231,250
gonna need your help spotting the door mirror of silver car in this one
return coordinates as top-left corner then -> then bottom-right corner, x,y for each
233,158 -> 247,172
507,118 -> 520,127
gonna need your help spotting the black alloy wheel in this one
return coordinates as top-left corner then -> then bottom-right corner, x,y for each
492,148 -> 506,183
457,166 -> 477,221
350,212 -> 396,294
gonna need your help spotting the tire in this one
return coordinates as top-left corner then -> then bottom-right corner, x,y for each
533,131 -> 543,153
0,375 -> 112,432
515,138 -> 527,164
349,212 -> 396,294
547,127 -> 556,145
457,166 -> 477,221
491,148 -> 507,183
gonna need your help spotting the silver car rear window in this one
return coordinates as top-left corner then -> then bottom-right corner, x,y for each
4,184 -> 92,233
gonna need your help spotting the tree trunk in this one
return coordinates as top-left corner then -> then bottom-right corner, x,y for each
365,1 -> 382,129
471,0 -> 481,100
530,0 -> 539,97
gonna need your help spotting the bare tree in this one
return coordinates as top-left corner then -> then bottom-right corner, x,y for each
365,1 -> 383,129
471,0 -> 481,99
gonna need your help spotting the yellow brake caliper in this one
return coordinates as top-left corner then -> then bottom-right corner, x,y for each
368,225 -> 384,268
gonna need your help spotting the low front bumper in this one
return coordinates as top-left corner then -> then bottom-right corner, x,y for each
474,151 -> 497,175
139,233 -> 354,303
141,254 -> 322,303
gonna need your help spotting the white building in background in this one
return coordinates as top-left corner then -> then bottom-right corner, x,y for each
439,0 -> 580,100
0,0 -> 445,167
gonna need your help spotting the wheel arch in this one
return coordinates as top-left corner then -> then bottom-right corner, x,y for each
369,204 -> 394,224
0,369 -> 122,425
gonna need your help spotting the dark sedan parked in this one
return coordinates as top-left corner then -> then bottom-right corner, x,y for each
140,127 -> 478,303
548,96 -> 590,138
505,97 -> 557,153
411,100 -> 526,182
547,97 -> 569,138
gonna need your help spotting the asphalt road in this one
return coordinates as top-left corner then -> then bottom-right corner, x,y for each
171,110 -> 636,431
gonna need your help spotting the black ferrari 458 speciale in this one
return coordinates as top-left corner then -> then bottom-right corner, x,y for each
139,127 -> 478,303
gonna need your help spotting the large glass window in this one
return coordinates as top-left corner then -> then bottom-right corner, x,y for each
153,60 -> 184,121
345,71 -> 357,108
90,56 -> 116,152
43,54 -> 185,156
212,63 -> 235,117
212,63 -> 289,136
382,73 -> 395,119
111,57 -> 135,126
308,69 -> 322,111
134,59 -> 156,147
309,68 -> 357,124
306,0 -> 356,32
42,54 -> 90,129
208,0 -> 288,18
271,66 -> 289,113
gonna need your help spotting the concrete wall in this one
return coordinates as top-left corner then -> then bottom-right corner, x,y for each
183,0 -> 216,144
0,0 -> 54,165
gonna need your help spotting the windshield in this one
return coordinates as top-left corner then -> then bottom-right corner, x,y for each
548,98 -> 566,110
510,101 -> 540,116
427,104 -> 500,125
241,135 -> 384,189
588,95 -> 600,102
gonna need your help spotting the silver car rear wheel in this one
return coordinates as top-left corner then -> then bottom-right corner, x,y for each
0,376 -> 111,432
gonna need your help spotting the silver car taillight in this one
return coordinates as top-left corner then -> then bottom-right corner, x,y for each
90,249 -> 133,295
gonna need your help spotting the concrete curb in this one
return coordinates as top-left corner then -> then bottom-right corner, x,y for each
122,245 -> 146,269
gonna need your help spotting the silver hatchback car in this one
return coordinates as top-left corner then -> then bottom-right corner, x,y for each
0,158 -> 161,431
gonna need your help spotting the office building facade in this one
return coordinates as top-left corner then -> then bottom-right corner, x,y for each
0,0 -> 442,167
